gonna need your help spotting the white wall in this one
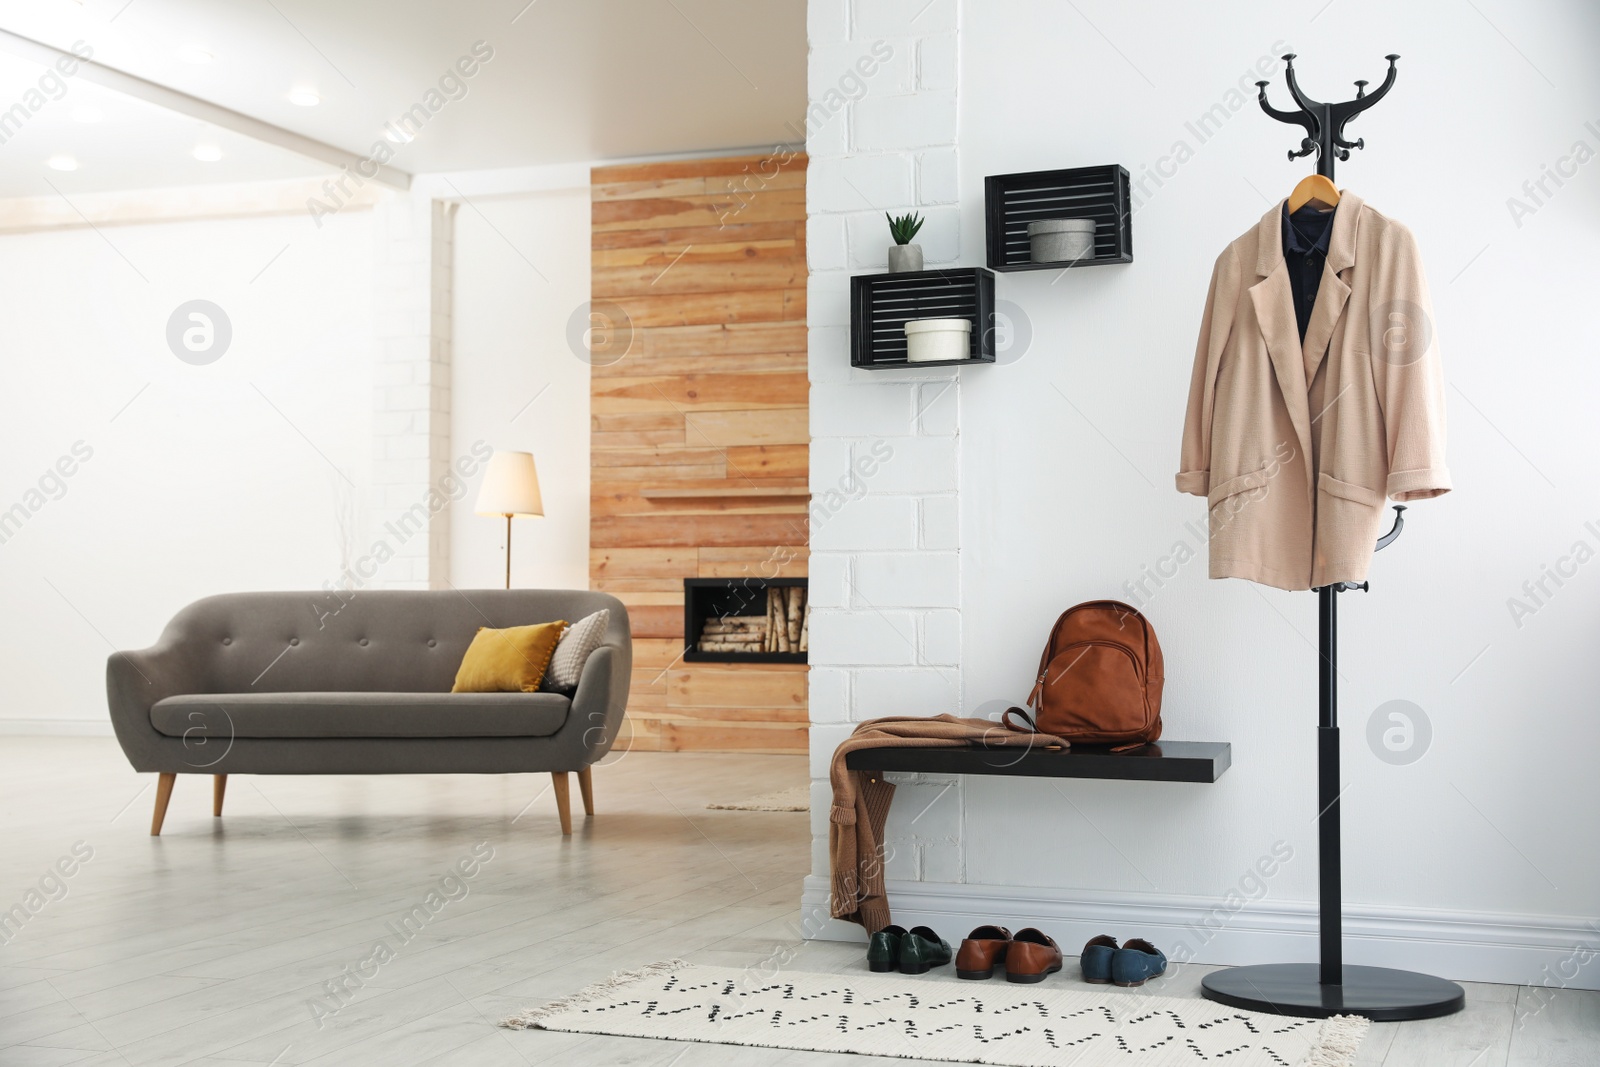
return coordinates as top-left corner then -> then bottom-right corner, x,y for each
805,0 -> 1600,988
448,186 -> 592,591
0,207 -> 374,730
0,163 -> 678,731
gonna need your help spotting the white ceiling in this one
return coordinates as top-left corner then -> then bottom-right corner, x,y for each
0,0 -> 806,197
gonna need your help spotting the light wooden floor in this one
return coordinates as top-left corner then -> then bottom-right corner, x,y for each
0,738 -> 1593,1065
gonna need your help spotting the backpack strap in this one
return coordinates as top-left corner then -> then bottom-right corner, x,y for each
1001,707 -> 1038,733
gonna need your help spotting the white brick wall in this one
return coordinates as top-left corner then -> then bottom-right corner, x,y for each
852,0 -> 956,37
859,436 -> 957,493
806,0 -> 965,896
808,609 -> 919,666
853,667 -> 959,717
807,155 -> 916,213
370,194 -> 457,589
809,381 -> 916,436
810,494 -> 917,551
917,148 -> 960,204
850,551 -> 959,607
845,204 -> 959,267
852,89 -> 958,151
919,494 -> 958,550
921,609 -> 961,664
807,0 -> 850,45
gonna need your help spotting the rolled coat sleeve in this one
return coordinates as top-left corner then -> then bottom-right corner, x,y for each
1370,226 -> 1452,501
1177,245 -> 1241,497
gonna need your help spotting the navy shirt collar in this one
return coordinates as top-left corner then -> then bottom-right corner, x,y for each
1283,202 -> 1336,257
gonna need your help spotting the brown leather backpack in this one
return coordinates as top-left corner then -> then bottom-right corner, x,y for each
1003,600 -> 1164,749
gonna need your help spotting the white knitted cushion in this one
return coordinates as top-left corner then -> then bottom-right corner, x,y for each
540,609 -> 609,692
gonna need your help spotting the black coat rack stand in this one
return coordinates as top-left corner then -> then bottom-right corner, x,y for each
1198,54 -> 1466,1022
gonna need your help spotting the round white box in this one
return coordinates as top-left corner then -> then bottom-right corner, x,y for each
904,317 -> 973,363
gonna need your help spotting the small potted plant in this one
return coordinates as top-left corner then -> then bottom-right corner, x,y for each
886,212 -> 925,273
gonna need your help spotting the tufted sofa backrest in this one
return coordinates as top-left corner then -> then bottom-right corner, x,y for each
161,589 -> 629,694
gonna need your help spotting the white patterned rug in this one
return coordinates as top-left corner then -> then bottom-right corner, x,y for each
503,961 -> 1368,1066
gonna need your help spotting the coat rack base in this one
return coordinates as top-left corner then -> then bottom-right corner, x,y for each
1201,963 -> 1465,1022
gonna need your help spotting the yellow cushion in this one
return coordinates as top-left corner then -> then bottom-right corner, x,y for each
450,621 -> 567,694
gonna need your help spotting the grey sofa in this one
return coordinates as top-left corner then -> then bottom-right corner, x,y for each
106,589 -> 631,836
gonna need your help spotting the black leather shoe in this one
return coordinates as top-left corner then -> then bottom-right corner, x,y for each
866,924 -> 906,972
898,926 -> 952,974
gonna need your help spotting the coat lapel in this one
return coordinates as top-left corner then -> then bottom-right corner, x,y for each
1300,192 -> 1361,383
1247,202 -> 1314,493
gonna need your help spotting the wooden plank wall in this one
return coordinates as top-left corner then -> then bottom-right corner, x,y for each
590,154 -> 809,755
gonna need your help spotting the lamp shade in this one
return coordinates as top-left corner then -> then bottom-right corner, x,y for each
475,451 -> 544,517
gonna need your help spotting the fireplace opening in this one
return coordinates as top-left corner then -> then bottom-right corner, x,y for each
683,577 -> 808,663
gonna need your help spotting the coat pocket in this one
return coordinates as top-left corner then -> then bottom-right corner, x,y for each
1207,465 -> 1272,508
1319,473 -> 1383,508
1317,472 -> 1385,559
1206,464 -> 1273,528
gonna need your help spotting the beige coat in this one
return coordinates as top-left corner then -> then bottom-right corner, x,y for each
1177,193 -> 1451,591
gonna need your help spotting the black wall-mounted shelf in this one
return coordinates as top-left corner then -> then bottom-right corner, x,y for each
683,577 -> 807,664
984,164 -> 1133,272
845,739 -> 1230,784
850,267 -> 996,369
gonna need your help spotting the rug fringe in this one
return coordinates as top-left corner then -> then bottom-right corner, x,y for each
500,958 -> 689,1030
706,784 -> 810,811
1307,1014 -> 1372,1067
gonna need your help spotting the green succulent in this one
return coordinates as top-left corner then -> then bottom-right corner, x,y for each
886,212 -> 925,245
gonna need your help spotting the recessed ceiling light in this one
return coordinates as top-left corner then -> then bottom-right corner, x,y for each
47,155 -> 78,172
178,45 -> 214,64
192,144 -> 223,162
70,105 -> 102,124
383,124 -> 413,145
288,88 -> 320,107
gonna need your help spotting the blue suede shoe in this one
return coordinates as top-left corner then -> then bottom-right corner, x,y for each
1079,935 -> 1118,984
1110,938 -> 1166,987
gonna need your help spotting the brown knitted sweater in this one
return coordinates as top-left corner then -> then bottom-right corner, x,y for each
828,714 -> 1066,932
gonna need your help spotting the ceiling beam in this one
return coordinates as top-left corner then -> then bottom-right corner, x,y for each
0,28 -> 411,191
0,176 -> 385,234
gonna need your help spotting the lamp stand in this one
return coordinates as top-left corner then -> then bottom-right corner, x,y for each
503,514 -> 512,590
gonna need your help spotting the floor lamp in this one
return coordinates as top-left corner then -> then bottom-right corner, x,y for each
475,451 -> 543,589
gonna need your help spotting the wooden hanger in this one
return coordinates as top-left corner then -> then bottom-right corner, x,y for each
1288,173 -> 1340,213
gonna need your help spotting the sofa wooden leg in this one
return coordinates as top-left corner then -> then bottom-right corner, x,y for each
577,766 -> 594,817
151,773 -> 176,836
213,775 -> 227,817
551,772 -> 572,835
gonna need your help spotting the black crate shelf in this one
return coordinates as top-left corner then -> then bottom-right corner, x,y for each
849,267 -> 996,369
985,164 -> 1133,272
683,577 -> 807,664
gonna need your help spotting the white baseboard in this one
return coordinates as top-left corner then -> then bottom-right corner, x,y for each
798,875 -> 1600,991
0,719 -> 114,737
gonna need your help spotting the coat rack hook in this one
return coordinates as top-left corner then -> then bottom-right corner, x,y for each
1257,53 -> 1400,181
1375,504 -> 1407,552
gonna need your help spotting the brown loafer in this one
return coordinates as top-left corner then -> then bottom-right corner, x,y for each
1003,927 -> 1063,984
955,925 -> 1012,980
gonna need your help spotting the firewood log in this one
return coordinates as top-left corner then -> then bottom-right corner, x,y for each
698,640 -> 762,653
772,587 -> 790,652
